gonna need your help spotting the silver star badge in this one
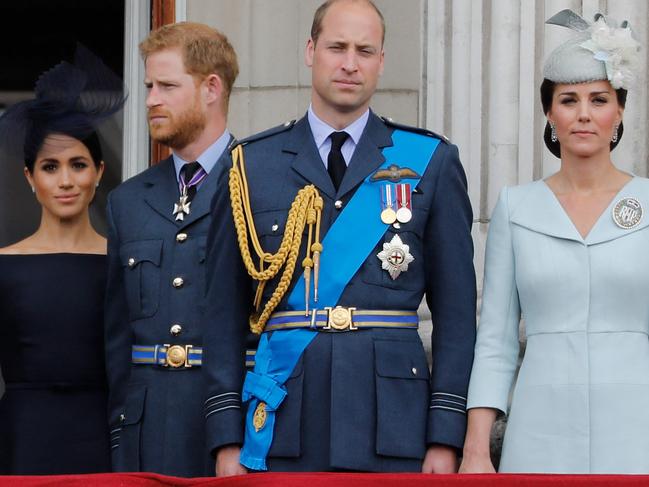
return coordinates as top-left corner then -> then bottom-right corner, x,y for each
173,195 -> 191,221
377,234 -> 414,280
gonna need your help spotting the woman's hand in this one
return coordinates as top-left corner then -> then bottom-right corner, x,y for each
459,451 -> 496,473
459,407 -> 499,473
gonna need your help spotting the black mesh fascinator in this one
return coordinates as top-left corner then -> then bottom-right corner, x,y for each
0,44 -> 127,170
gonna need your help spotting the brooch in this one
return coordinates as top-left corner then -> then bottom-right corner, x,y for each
612,197 -> 643,229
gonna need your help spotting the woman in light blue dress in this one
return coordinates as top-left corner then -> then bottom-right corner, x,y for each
460,10 -> 647,473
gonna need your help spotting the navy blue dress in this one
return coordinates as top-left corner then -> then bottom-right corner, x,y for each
0,254 -> 110,475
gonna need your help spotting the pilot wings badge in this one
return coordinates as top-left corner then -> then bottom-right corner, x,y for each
370,164 -> 421,183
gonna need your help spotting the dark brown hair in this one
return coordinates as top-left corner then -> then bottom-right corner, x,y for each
25,131 -> 103,173
540,78 -> 627,158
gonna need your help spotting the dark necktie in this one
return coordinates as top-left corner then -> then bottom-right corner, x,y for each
327,131 -> 349,191
180,161 -> 204,203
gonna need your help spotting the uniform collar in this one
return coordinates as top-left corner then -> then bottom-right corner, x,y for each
307,105 -> 369,149
172,129 -> 231,183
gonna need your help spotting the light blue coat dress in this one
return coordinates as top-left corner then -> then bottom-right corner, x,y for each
467,176 -> 649,473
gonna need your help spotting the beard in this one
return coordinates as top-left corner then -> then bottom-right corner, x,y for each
148,97 -> 207,150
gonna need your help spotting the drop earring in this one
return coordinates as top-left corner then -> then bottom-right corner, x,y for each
611,123 -> 619,143
550,122 -> 558,143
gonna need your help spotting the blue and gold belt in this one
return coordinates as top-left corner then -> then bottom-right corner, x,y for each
132,345 -> 256,368
265,307 -> 418,332
131,344 -> 202,368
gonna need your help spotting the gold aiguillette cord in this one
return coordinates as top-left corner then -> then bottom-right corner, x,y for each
229,144 -> 323,334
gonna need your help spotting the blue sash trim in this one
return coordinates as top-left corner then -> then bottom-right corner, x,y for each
240,330 -> 316,470
240,129 -> 440,470
290,131 -> 440,310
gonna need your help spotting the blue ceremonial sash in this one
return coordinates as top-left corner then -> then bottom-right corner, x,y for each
239,129 -> 440,470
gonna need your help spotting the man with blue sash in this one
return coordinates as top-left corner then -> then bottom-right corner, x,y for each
203,0 -> 476,475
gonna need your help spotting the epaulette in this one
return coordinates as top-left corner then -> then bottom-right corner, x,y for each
379,115 -> 450,144
235,119 -> 297,147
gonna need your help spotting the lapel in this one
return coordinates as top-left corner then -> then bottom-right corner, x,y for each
178,135 -> 234,229
586,177 -> 649,245
337,112 -> 393,198
285,116 -> 337,200
509,177 -> 649,245
284,112 -> 394,200
143,157 -> 180,225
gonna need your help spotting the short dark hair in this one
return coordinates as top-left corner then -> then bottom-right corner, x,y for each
540,78 -> 627,158
25,130 -> 103,173
311,0 -> 385,46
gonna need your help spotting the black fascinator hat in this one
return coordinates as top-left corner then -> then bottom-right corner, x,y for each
0,44 -> 127,172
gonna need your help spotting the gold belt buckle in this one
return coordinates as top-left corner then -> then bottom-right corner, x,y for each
323,306 -> 357,331
164,344 -> 193,368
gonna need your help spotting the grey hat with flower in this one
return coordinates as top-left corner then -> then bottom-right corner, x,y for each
543,9 -> 641,90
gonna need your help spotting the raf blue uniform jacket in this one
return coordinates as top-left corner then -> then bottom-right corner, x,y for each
105,146 -> 231,477
202,112 -> 476,471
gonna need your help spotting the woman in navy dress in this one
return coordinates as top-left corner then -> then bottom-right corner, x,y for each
0,46 -> 125,475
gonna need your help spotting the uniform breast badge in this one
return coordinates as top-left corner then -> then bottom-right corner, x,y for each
173,163 -> 207,221
173,192 -> 191,221
377,234 -> 414,280
380,184 -> 397,224
395,183 -> 413,223
370,164 -> 421,183
612,197 -> 643,229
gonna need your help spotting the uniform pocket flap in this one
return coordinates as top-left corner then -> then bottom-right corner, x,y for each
119,239 -> 163,267
253,208 -> 289,237
122,384 -> 147,425
374,339 -> 429,380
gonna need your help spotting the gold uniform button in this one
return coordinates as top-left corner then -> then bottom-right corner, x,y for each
176,232 -> 188,243
334,200 -> 343,210
271,224 -> 279,232
127,257 -> 136,267
170,324 -> 183,336
172,277 -> 184,288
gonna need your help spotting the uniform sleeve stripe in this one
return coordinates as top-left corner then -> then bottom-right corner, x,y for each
205,404 -> 240,418
430,398 -> 466,407
204,399 -> 240,413
205,392 -> 240,405
431,392 -> 467,401
429,405 -> 467,414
